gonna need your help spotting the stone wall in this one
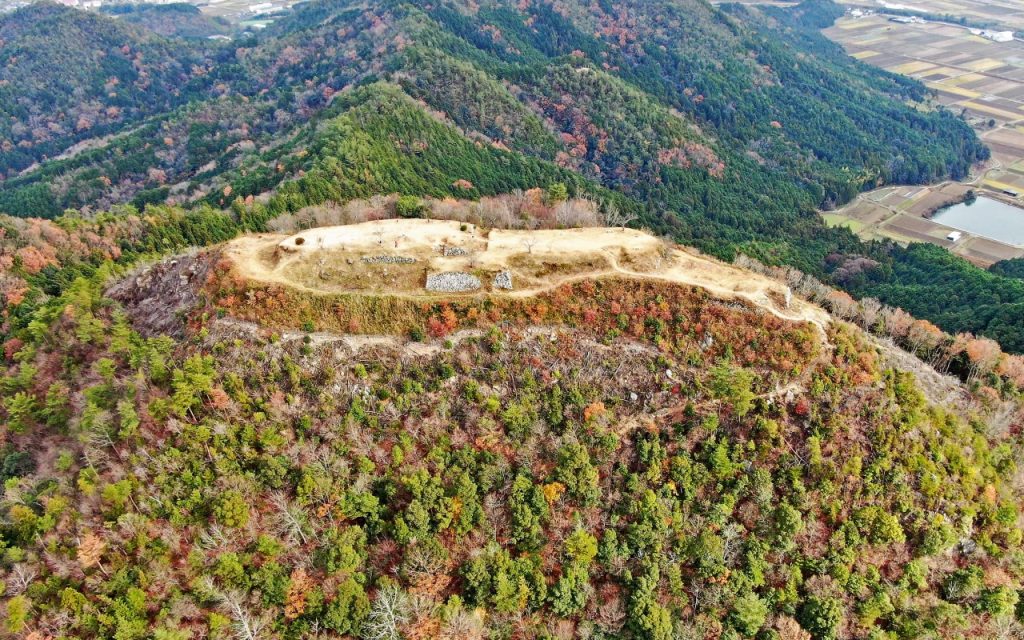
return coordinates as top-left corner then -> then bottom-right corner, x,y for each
361,255 -> 417,264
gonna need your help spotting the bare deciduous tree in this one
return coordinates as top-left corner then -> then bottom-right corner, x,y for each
205,581 -> 269,640
441,609 -> 485,640
602,203 -> 638,229
7,563 -> 36,595
270,492 -> 312,545
858,297 -> 883,331
553,198 -> 602,228
199,524 -> 230,551
362,585 -> 410,640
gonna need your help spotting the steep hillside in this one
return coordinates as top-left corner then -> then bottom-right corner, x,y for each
1,218 -> 1023,639
0,2 -> 220,177
2,0 -> 1024,355
0,0 -> 984,215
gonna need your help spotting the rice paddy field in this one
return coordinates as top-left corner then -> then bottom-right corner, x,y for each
849,0 -> 1024,33
822,10 -> 1024,266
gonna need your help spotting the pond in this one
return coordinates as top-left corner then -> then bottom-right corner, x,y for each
931,196 -> 1024,247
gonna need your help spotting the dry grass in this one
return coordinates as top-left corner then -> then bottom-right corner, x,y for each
219,219 -> 832,336
279,250 -> 427,293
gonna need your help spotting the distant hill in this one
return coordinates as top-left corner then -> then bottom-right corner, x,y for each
101,3 -> 234,40
3,0 -> 1024,355
0,0 -> 986,215
0,2 -> 220,177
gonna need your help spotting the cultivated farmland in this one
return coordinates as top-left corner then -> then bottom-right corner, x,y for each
823,11 -> 1024,265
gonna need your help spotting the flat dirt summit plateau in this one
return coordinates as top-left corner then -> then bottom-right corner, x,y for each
222,219 -> 829,331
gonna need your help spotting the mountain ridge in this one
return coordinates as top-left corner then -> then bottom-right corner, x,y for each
2,211 -> 1023,639
2,0 -> 1024,356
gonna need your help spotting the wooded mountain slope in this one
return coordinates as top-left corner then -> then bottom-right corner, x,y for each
0,226 -> 1022,638
0,2 -> 220,175
2,0 -> 1024,355
98,4 -> 233,40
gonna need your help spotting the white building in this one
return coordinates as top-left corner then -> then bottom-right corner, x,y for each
980,30 -> 1014,43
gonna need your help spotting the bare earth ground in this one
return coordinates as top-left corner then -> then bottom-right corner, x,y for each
223,219 -> 831,333
213,220 -> 1004,417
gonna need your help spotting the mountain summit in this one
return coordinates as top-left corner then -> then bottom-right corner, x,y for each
1,2 -> 1024,634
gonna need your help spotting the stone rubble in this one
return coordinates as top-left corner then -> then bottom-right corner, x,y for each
361,255 -> 416,265
441,245 -> 469,257
425,271 -> 482,292
493,270 -> 513,290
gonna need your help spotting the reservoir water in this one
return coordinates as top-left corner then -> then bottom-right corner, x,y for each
931,196 -> 1024,247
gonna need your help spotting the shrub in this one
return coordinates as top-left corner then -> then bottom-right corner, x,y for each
4,595 -> 30,634
628,565 -> 673,640
918,516 -> 956,556
396,195 -> 426,218
942,566 -> 984,603
0,451 -> 36,483
855,506 -> 905,545
214,490 -> 250,528
554,443 -> 601,506
977,586 -> 1018,618
550,564 -> 589,616
509,474 -> 548,551
214,552 -> 247,588
709,362 -> 756,417
730,592 -> 769,636
546,182 -> 568,204
773,502 -> 804,550
323,577 -> 370,634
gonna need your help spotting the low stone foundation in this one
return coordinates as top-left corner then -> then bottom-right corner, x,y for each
426,271 -> 482,292
361,255 -> 417,265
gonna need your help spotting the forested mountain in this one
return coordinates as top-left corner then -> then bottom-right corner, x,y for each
1,0 -> 1024,356
991,257 -> 1024,281
1,201 -> 1024,639
0,2 -> 223,176
3,2 -> 1024,635
100,3 -> 234,40
0,0 -> 984,210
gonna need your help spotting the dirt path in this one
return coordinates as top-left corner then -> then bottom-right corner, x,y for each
865,333 -> 972,410
224,220 -> 831,338
215,317 -> 486,358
